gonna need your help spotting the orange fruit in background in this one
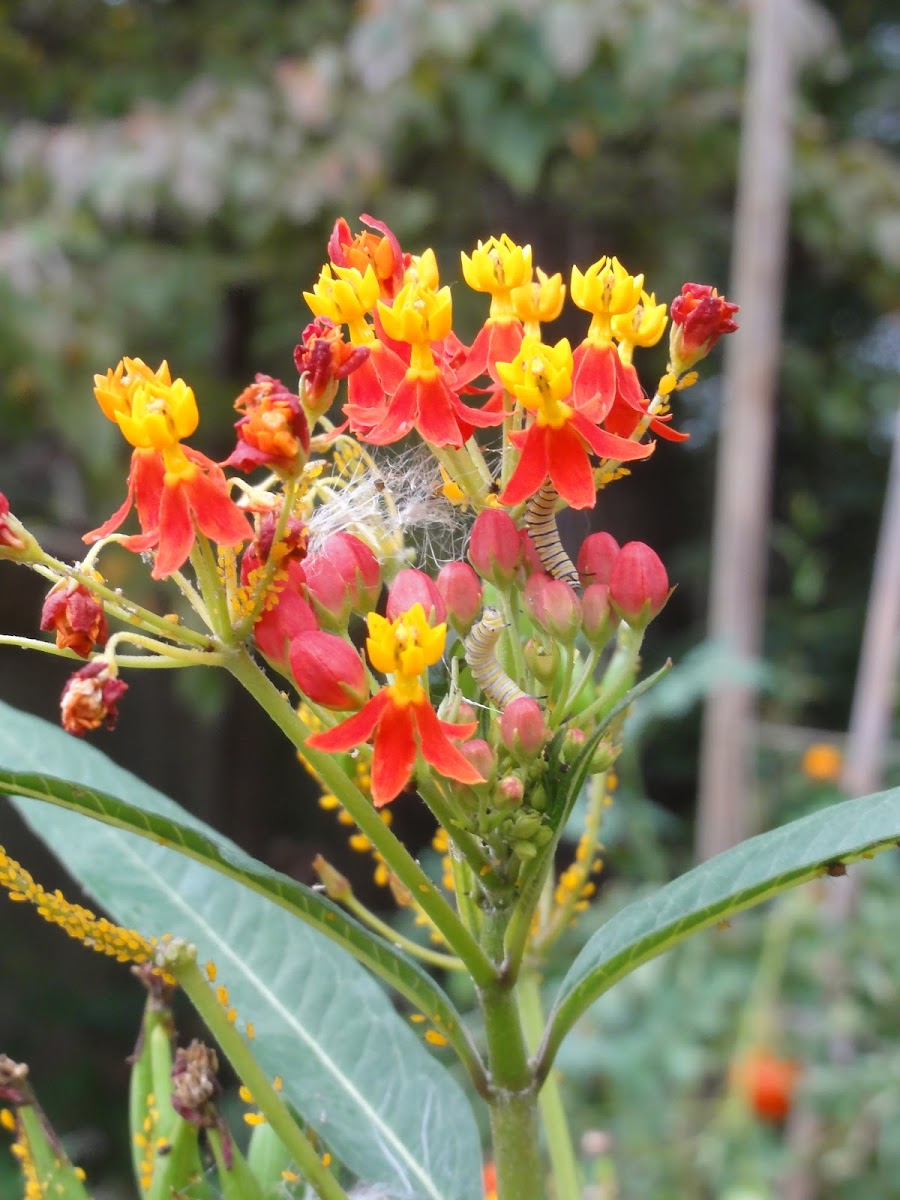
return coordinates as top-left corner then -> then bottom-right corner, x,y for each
732,1048 -> 801,1121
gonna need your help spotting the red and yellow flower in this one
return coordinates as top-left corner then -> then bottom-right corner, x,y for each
457,234 -> 532,385
495,336 -> 653,510
84,358 -> 251,578
306,603 -> 483,806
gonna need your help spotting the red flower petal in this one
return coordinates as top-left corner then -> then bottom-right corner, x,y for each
154,479 -> 195,578
360,374 -> 418,444
413,699 -> 484,786
182,461 -> 252,547
307,690 -> 389,754
456,320 -> 523,387
571,342 -> 616,415
569,412 -> 655,463
371,698 -> 418,806
497,423 -> 550,507
545,423 -> 597,509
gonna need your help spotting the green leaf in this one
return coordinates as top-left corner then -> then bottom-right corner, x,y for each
541,789 -> 900,1071
0,701 -> 482,1200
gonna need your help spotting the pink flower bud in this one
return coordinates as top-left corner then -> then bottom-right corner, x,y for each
581,583 -> 616,648
459,738 -> 496,781
609,541 -> 670,627
499,697 -> 549,760
305,533 -> 382,628
40,578 -> 108,659
517,529 -> 543,579
468,510 -> 522,588
523,573 -> 581,642
436,561 -> 483,636
60,661 -> 128,736
289,631 -> 368,710
559,727 -> 587,765
577,532 -> 620,588
497,775 -> 525,806
386,568 -> 446,625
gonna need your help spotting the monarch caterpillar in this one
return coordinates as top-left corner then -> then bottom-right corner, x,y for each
525,481 -> 580,589
464,607 -> 528,709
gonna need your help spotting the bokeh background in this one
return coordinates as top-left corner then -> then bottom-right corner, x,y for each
0,1 -> 898,1195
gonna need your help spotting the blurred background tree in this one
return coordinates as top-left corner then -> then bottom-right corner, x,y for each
0,0 -> 898,1192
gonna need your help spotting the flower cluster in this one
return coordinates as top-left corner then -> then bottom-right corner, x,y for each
2,216 -> 736,920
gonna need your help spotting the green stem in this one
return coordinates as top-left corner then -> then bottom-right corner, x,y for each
548,644 -> 576,730
517,971 -> 581,1200
227,649 -> 496,987
104,630 -> 227,666
497,590 -> 529,691
417,777 -> 493,882
174,956 -> 350,1200
479,910 -> 544,1200
342,892 -> 465,972
191,534 -> 233,641
32,558 -> 215,648
576,622 -> 645,726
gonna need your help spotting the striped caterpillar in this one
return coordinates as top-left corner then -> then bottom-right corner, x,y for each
525,481 -> 580,589
464,607 -> 528,709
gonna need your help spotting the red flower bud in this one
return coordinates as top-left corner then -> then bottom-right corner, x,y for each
294,317 -> 370,419
609,542 -> 670,627
523,574 -> 582,642
499,697 -> 549,760
251,511 -> 308,566
289,631 -> 368,710
242,555 -> 318,667
385,568 -> 446,625
436,561 -> 483,636
732,1050 -> 800,1122
40,577 -> 108,659
0,493 -> 34,558
60,661 -> 128,736
669,283 -> 739,372
577,532 -> 620,588
468,510 -> 522,588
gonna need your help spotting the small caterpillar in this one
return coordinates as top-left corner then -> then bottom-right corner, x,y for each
525,481 -> 580,588
464,608 -> 527,709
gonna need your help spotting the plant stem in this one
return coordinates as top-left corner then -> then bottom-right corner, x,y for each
342,891 -> 465,971
479,908 -> 544,1200
227,648 -> 497,987
174,956 -> 350,1200
517,971 -> 582,1200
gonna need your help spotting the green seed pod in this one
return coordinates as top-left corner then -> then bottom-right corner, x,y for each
15,1104 -> 92,1200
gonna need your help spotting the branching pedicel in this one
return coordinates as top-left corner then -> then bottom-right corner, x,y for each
0,216 -> 738,1200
